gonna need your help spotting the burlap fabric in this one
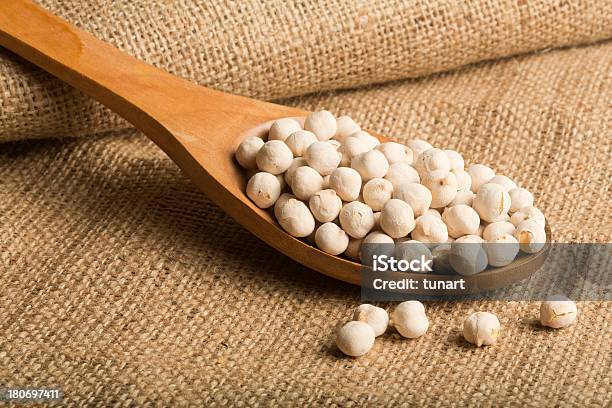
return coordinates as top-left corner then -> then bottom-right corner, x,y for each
1,38 -> 610,404
1,0 -> 612,142
1,0 -> 611,406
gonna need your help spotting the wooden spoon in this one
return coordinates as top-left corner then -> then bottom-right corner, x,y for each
0,0 -> 550,292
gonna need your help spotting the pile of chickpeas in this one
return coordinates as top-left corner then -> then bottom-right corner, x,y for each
235,110 -> 547,275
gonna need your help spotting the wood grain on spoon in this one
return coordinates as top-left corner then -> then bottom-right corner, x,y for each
0,0 -> 549,291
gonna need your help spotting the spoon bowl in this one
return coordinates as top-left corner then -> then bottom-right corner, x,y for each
0,0 -> 550,292
238,118 -> 551,292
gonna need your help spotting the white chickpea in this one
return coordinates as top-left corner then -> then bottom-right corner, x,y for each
344,238 -> 362,261
432,243 -> 453,273
339,201 -> 375,239
510,205 -> 545,228
235,136 -> 264,169
284,157 -> 308,186
513,219 -> 546,253
449,235 -> 488,275
422,170 -> 458,208
350,131 -> 380,150
328,139 -> 341,150
473,183 -> 511,223
360,231 -> 395,264
336,321 -> 375,357
424,208 -> 442,219
540,296 -> 578,328
442,204 -> 481,238
268,118 -> 302,141
334,115 -> 361,142
376,142 -> 411,164
305,141 -> 342,176
457,234 -> 485,243
414,148 -> 451,177
256,140 -> 294,175
309,189 -> 342,223
329,167 -> 362,201
246,172 -> 282,208
274,193 -> 295,220
444,150 -> 464,171
391,301 -> 429,339
488,175 -> 517,192
276,198 -> 315,237
353,304 -> 389,337
452,169 -> 472,191
508,187 -> 534,213
412,214 -> 449,244
483,221 -> 516,241
394,240 -> 433,272
380,199 -> 416,238
361,230 -> 395,245
291,166 -> 324,200
338,136 -> 369,166
484,233 -> 519,267
351,150 -> 389,181
304,110 -> 336,141
285,130 -> 318,156
406,139 -> 433,159
463,312 -> 500,346
467,164 -> 495,193
315,222 -> 349,255
362,178 -> 394,211
449,189 -> 475,207
384,162 -> 420,187
392,182 -> 432,217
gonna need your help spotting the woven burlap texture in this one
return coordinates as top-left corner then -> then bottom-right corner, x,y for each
1,0 -> 612,142
1,40 -> 610,405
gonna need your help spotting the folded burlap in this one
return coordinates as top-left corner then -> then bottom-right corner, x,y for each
1,0 -> 611,141
1,40 -> 610,405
